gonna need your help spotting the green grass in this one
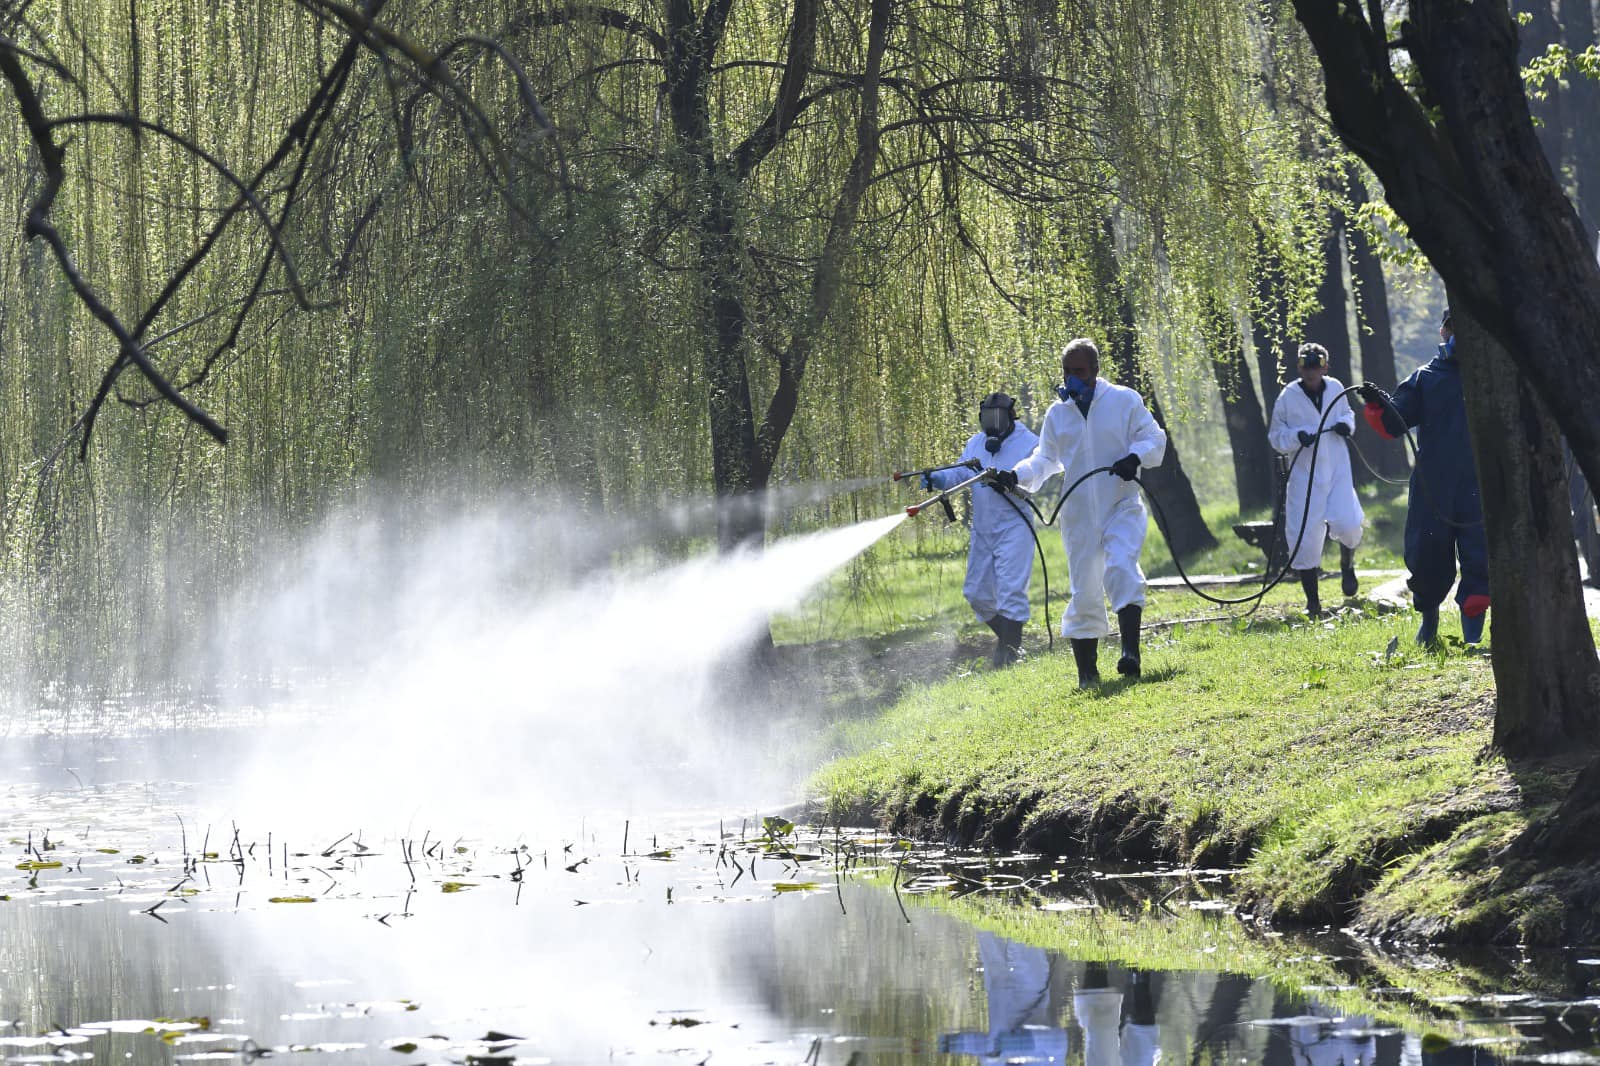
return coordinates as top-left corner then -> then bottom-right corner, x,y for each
780,475 -> 1599,944
803,606 -> 1596,940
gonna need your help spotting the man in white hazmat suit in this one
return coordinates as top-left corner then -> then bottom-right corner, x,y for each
1267,342 -> 1363,617
924,392 -> 1040,667
988,338 -> 1167,689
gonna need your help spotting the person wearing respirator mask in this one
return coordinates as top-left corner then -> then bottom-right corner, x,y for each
988,338 -> 1166,688
923,392 -> 1040,666
1268,342 -> 1364,617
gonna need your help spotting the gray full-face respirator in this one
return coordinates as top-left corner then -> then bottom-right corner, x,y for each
979,392 -> 1017,453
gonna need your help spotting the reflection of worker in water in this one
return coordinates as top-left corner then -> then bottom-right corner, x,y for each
924,393 -> 1041,668
938,932 -> 1069,1063
1286,1008 -> 1377,1066
1073,963 -> 1161,1066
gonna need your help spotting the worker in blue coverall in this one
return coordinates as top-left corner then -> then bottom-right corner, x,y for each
1358,308 -> 1490,645
925,392 -> 1040,667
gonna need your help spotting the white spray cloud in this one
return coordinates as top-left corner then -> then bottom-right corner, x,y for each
210,500 -> 905,839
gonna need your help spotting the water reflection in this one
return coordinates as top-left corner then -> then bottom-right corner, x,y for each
3,740 -> 1599,1065
940,933 -> 1069,1063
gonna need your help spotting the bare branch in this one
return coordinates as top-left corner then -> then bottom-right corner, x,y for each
0,42 -> 228,455
49,113 -> 326,311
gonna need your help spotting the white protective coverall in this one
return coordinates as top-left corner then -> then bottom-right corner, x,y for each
1012,381 -> 1166,639
1267,378 -> 1364,571
928,424 -> 1041,623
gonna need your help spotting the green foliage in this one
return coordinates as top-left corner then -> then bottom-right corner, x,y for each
0,0 -> 1345,692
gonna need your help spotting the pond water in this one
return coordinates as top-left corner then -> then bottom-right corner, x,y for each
4,723 -> 1599,1066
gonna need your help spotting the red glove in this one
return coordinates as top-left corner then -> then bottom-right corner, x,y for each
1363,401 -> 1398,440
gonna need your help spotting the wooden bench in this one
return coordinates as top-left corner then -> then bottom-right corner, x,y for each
1232,520 -> 1287,569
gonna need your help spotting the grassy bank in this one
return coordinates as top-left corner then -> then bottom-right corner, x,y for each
794,594 -> 1597,945
781,480 -> 1599,944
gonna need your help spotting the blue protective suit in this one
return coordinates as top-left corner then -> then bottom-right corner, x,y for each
1381,351 -> 1489,609
927,424 -> 1040,623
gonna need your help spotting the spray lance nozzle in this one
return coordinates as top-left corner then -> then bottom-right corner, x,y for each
904,469 -> 989,521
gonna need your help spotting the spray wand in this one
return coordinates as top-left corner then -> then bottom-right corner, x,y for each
890,458 -> 982,482
905,470 -> 990,520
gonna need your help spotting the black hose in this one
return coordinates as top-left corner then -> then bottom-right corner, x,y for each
927,382 -> 1467,649
990,488 -> 1054,651
987,389 -> 1354,617
1346,432 -> 1410,487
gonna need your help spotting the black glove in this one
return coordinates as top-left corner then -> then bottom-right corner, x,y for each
988,468 -> 1019,491
1108,453 -> 1140,481
1332,422 -> 1351,438
1297,430 -> 1315,448
963,458 -> 982,471
1357,383 -> 1383,405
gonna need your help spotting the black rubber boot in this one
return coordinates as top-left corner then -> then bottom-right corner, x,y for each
1116,605 -> 1142,678
1340,544 -> 1358,596
1071,638 -> 1100,689
984,615 -> 1006,667
1300,569 -> 1321,618
1416,605 -> 1440,646
992,617 -> 1024,668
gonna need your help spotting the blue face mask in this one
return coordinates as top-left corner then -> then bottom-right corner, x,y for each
1057,374 -> 1092,401
1440,335 -> 1456,359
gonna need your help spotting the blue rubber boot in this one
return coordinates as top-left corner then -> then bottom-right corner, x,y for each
1416,606 -> 1440,646
1460,608 -> 1485,645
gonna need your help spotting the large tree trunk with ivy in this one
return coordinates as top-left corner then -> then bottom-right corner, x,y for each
1291,0 -> 1600,759
1454,308 -> 1600,755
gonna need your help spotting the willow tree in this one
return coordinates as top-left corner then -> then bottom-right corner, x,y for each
514,0 -> 1318,549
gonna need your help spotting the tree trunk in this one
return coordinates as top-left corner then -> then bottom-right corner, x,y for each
1290,0 -> 1600,517
1345,172 -> 1409,481
1290,0 -> 1600,758
1504,753 -> 1600,862
1303,208 -> 1354,389
1140,392 -> 1219,559
1206,307 -> 1276,514
1454,307 -> 1600,757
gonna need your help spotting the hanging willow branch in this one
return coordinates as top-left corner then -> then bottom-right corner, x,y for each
0,0 -> 551,461
0,42 -> 230,450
